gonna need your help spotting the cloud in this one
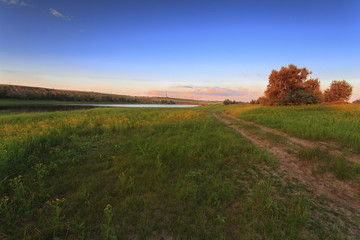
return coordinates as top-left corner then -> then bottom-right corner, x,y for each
49,8 -> 71,21
177,85 -> 194,89
192,87 -> 248,96
149,86 -> 249,98
2,0 -> 28,6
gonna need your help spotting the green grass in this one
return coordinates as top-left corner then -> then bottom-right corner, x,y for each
225,104 -> 360,153
0,106 -> 355,239
298,147 -> 360,180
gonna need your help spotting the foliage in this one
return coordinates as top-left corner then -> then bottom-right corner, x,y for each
277,89 -> 322,105
0,85 -> 139,103
0,88 -> 8,98
223,99 -> 236,105
161,99 -> 176,104
353,99 -> 360,104
323,80 -> 353,102
249,98 -> 260,104
262,64 -> 322,106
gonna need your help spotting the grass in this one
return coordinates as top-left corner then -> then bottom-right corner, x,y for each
225,104 -> 360,153
0,106 -> 357,238
298,147 -> 360,180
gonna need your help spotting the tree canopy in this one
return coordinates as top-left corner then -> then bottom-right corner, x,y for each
323,80 -> 353,103
262,64 -> 322,106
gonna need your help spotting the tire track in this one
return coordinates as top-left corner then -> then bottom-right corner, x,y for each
213,111 -> 360,232
225,113 -> 360,164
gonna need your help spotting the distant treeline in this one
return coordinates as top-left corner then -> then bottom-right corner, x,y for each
0,85 -> 138,103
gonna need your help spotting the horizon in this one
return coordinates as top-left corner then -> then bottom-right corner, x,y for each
1,0 -> 360,101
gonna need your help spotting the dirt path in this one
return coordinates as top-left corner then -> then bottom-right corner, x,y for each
213,111 -> 360,234
225,113 -> 360,164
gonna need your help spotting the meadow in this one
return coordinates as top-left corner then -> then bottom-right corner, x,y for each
0,104 -> 359,239
225,104 -> 360,153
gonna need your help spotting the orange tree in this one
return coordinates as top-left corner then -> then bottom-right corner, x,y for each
324,80 -> 353,102
262,64 -> 322,106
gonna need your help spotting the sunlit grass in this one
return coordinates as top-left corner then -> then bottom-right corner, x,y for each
225,104 -> 360,153
0,106 -> 352,238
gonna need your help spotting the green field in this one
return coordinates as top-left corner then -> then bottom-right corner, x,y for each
226,104 -> 360,153
1,104 -> 360,239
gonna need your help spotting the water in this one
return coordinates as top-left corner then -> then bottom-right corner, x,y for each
0,104 -> 199,113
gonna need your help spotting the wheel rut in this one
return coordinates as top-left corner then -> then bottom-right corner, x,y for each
213,111 -> 360,233
225,113 -> 360,164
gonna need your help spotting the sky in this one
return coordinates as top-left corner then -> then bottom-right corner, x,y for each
1,0 -> 359,101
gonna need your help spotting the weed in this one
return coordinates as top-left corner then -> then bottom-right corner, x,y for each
102,204 -> 117,240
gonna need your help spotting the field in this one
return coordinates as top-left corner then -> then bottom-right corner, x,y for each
225,104 -> 360,153
1,103 -> 360,239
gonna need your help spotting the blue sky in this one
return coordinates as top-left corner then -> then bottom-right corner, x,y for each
1,0 -> 359,101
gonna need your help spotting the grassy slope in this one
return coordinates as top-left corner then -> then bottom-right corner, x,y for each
0,98 -> 215,107
0,107 -> 349,239
225,104 -> 360,153
0,84 -> 217,105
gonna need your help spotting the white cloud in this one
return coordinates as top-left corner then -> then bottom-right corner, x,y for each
2,0 -> 28,6
49,8 -> 71,21
150,86 -> 249,97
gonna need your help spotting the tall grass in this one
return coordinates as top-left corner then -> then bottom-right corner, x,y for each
0,107 -> 278,239
0,107 -> 348,238
226,104 -> 360,153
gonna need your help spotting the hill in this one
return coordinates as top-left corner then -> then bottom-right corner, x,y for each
0,84 -> 217,105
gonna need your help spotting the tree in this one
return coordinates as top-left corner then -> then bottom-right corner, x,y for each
262,64 -> 322,106
323,80 -> 353,102
0,87 -> 8,99
223,99 -> 232,105
250,98 -> 260,104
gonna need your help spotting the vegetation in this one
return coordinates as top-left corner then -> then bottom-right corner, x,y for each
0,85 -> 217,105
1,102 -> 360,238
223,99 -> 236,105
0,84 -> 138,103
2,105 -> 351,239
260,64 -> 353,106
262,64 -> 322,106
0,107 -> 304,239
225,104 -> 360,153
324,80 -> 353,102
249,98 -> 260,104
